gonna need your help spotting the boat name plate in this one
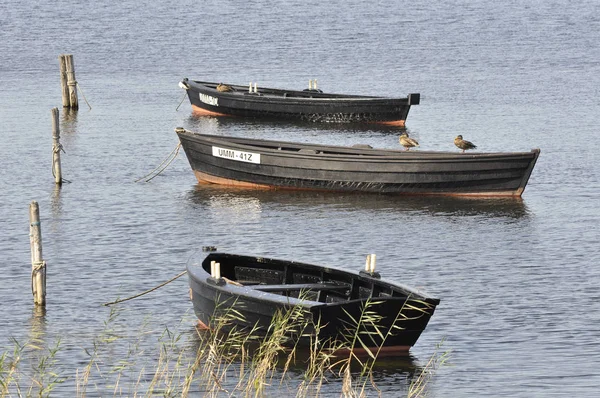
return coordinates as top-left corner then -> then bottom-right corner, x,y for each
212,146 -> 261,164
199,93 -> 219,106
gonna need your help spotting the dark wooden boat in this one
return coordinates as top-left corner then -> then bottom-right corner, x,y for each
175,128 -> 540,197
179,78 -> 420,126
187,248 -> 440,355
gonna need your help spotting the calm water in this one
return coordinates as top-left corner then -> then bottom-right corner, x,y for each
1,0 -> 599,396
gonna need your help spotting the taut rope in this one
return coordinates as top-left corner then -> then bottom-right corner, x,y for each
103,270 -> 188,306
76,82 -> 92,110
135,142 -> 181,182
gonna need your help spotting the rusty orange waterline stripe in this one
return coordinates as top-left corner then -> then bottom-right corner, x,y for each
375,119 -> 406,127
191,104 -> 230,117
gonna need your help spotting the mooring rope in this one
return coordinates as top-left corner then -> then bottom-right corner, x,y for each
52,142 -> 65,159
76,82 -> 92,110
51,143 -> 72,183
175,91 -> 187,111
31,260 -> 46,274
31,260 -> 46,295
103,270 -> 188,306
135,142 -> 181,182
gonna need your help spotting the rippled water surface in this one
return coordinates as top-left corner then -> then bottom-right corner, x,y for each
1,1 -> 599,396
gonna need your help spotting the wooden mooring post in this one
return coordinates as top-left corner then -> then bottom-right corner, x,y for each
29,201 -> 46,306
51,107 -> 63,185
59,54 -> 79,109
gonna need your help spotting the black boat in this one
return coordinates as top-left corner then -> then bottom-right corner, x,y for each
179,78 -> 420,126
175,128 -> 540,197
187,248 -> 440,355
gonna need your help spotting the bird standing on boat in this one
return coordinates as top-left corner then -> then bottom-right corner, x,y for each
399,132 -> 419,151
216,83 -> 234,92
454,135 -> 477,153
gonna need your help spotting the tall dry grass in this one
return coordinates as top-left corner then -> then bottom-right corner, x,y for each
0,297 -> 448,397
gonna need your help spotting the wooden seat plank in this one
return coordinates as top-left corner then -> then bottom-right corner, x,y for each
250,282 -> 349,292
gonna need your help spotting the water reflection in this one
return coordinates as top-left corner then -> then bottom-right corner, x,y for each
25,306 -> 48,397
186,326 -> 423,395
30,305 -> 47,333
186,184 -> 530,219
28,306 -> 47,350
58,108 -> 80,149
60,108 -> 79,132
183,113 -> 409,135
187,186 -> 264,221
279,348 -> 423,396
50,185 -> 63,221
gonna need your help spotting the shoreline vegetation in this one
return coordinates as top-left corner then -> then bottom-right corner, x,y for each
1,301 -> 448,397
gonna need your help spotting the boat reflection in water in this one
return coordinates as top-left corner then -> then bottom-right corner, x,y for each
186,323 -> 425,396
185,112 -> 411,135
186,184 -> 530,220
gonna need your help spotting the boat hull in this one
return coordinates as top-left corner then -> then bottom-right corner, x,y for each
181,79 -> 419,126
187,251 -> 440,353
176,129 -> 540,197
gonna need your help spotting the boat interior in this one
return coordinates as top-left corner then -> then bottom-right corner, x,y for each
200,81 -> 379,100
202,254 -> 425,304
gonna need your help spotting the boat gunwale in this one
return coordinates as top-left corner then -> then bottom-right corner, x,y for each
187,79 -> 399,101
187,252 -> 440,307
178,129 -> 541,162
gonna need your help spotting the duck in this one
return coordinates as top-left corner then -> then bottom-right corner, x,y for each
216,83 -> 234,92
454,135 -> 477,153
399,132 -> 419,151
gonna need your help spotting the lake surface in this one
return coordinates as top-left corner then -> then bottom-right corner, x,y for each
1,0 -> 599,396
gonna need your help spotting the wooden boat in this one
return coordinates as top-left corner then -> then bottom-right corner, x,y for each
187,248 -> 440,354
179,78 -> 420,126
175,128 -> 541,197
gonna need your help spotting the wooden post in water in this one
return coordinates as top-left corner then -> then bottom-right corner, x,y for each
59,54 -> 79,109
59,56 -> 69,107
29,201 -> 46,306
51,108 -> 62,185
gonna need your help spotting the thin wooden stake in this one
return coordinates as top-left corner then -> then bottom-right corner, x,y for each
51,108 -> 63,185
29,201 -> 46,306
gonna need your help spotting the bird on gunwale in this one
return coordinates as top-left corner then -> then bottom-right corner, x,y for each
216,83 -> 234,92
454,135 -> 477,153
399,132 -> 419,151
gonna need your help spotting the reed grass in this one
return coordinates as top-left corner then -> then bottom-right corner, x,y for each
0,296 -> 447,397
0,336 -> 66,398
0,338 -> 25,398
407,339 -> 450,398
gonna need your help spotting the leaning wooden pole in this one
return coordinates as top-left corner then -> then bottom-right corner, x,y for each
51,108 -> 62,185
29,201 -> 46,306
59,54 -> 79,109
